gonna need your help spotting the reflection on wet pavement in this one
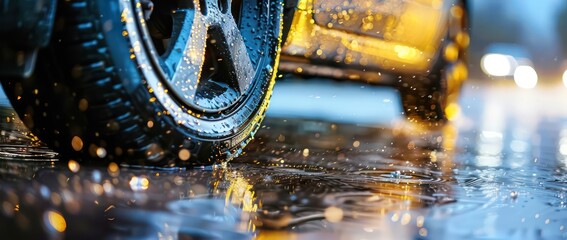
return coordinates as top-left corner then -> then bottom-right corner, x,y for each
0,106 -> 57,162
0,82 -> 566,239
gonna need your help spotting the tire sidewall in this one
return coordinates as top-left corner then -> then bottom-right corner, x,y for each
95,0 -> 283,161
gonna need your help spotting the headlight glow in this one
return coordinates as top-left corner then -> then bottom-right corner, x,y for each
480,53 -> 516,77
513,65 -> 538,89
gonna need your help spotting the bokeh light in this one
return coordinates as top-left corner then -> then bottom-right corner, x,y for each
480,54 -> 516,77
513,65 -> 538,89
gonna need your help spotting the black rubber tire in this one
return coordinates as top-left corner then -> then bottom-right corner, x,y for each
281,0 -> 298,44
1,0 -> 284,167
397,1 -> 468,128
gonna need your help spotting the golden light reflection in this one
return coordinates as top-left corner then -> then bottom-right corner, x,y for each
129,176 -> 149,191
67,160 -> 80,173
178,149 -> 191,161
400,213 -> 412,225
45,210 -> 66,233
394,45 -> 421,60
419,228 -> 428,237
225,174 -> 258,213
225,172 -> 258,233
449,61 -> 468,90
352,140 -> 360,148
444,102 -> 460,122
71,136 -> 83,151
443,43 -> 459,62
107,162 -> 119,175
416,215 -> 425,227
391,212 -> 400,222
324,206 -> 344,222
96,147 -> 107,158
255,231 -> 299,240
455,31 -> 470,48
302,148 -> 309,157
441,123 -> 458,151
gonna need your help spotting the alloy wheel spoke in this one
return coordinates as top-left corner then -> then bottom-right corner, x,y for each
219,16 -> 255,94
144,0 -> 261,111
164,9 -> 208,101
205,0 -> 255,94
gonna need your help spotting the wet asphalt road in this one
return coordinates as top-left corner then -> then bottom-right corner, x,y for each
0,78 -> 565,239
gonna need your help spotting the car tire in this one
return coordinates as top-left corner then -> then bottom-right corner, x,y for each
397,1 -> 468,128
1,0 -> 284,167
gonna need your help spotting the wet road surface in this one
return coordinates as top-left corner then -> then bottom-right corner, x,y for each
0,79 -> 565,239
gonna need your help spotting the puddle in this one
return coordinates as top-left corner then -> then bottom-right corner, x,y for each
0,106 -> 58,162
0,99 -> 565,239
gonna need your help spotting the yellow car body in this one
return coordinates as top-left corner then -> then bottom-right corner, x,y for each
281,0 -> 468,83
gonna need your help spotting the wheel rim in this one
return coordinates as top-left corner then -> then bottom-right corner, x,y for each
138,0 -> 270,113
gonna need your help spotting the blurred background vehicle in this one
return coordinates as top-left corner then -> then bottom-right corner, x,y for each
480,43 -> 538,89
279,0 -> 470,126
481,43 -> 532,78
469,0 -> 567,84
